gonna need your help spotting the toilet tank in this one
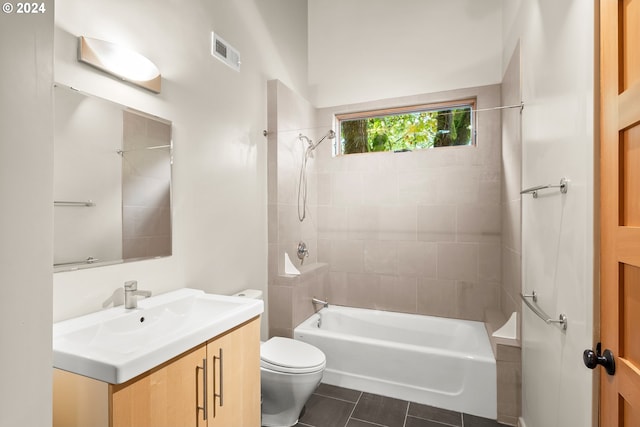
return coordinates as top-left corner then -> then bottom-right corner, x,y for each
232,289 -> 266,340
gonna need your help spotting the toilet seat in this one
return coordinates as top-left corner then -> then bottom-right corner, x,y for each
261,337 -> 326,374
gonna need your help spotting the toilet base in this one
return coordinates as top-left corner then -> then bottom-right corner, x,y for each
261,405 -> 305,427
260,368 -> 322,427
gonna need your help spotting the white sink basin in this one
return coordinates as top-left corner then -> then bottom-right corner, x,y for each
53,288 -> 263,384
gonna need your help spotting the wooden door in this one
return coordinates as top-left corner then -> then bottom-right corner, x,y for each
600,0 -> 640,425
207,317 -> 261,427
110,343 -> 207,427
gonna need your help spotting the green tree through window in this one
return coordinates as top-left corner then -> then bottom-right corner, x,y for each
337,100 -> 475,155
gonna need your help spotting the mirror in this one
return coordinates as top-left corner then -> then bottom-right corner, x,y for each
53,85 -> 172,271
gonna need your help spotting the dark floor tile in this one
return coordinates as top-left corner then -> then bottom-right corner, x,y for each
406,416 -> 456,427
346,419 -> 382,427
298,393 -> 355,427
315,383 -> 362,403
462,413 -> 506,427
351,392 -> 408,427
408,402 -> 462,426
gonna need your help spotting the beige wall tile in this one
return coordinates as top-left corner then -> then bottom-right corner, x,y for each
318,206 -> 348,240
435,168 -> 481,205
378,275 -> 417,313
364,240 -> 397,275
379,206 -> 417,241
497,359 -> 522,421
397,241 -> 437,278
398,170 -> 439,205
417,278 -> 457,318
418,205 -> 457,242
346,273 -> 380,309
457,203 -> 501,243
330,240 -> 364,272
347,206 -> 379,240
479,243 -> 502,282
326,271 -> 349,306
331,171 -> 364,206
456,281 -> 499,321
362,169 -> 399,206
268,285 -> 293,332
437,243 -> 479,281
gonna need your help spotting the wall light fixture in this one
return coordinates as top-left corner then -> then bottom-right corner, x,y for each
78,36 -> 161,93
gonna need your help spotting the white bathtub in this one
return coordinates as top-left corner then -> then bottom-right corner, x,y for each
294,305 -> 497,419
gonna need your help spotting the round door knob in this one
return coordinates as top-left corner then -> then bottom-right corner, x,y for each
583,346 -> 615,375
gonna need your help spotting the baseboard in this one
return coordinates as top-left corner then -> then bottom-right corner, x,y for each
518,417 -> 526,427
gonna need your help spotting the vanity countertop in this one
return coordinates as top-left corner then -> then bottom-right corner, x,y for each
53,288 -> 263,384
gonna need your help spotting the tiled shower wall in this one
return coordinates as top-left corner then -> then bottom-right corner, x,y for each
313,84 -> 503,322
268,81 -> 504,336
267,80 -> 326,337
500,45 -> 523,327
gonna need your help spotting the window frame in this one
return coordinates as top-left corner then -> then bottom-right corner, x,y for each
334,97 -> 477,156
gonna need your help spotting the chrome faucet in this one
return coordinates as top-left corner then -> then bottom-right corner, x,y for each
124,280 -> 152,309
297,241 -> 310,264
312,297 -> 329,309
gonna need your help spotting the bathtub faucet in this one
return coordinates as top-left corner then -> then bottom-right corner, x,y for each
312,297 -> 329,309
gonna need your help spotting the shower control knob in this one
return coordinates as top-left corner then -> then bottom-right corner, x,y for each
583,343 -> 615,375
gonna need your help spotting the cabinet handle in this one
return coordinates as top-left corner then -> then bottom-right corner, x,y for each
197,358 -> 208,420
213,348 -> 224,410
219,348 -> 224,407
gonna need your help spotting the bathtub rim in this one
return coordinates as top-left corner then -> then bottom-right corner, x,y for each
297,304 -> 496,363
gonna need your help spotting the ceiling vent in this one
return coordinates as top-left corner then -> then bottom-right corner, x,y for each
211,32 -> 241,72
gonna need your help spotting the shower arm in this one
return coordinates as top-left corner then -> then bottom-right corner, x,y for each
299,129 -> 336,151
310,129 -> 336,150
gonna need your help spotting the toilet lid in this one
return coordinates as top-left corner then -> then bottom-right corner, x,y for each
261,337 -> 326,374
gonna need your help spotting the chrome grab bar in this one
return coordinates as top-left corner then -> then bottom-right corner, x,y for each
521,177 -> 568,198
520,291 -> 567,330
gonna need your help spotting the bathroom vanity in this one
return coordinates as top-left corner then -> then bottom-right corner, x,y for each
53,289 -> 263,427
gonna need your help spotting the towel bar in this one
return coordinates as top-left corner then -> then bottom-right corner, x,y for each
521,178 -> 568,198
520,291 -> 567,330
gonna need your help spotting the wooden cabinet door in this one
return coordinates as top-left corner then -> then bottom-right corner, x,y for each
600,0 -> 640,425
207,318 -> 261,427
110,343 -> 207,427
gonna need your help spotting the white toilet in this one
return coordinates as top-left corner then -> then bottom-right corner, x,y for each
260,337 -> 326,427
231,289 -> 326,427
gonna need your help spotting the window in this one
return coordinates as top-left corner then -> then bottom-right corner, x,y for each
335,98 -> 476,155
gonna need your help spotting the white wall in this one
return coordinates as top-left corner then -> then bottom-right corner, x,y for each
502,1 -> 595,426
52,0 -> 308,345
0,1 -> 54,425
308,0 -> 503,107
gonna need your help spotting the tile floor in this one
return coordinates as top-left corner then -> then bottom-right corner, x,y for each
294,383 -> 510,427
